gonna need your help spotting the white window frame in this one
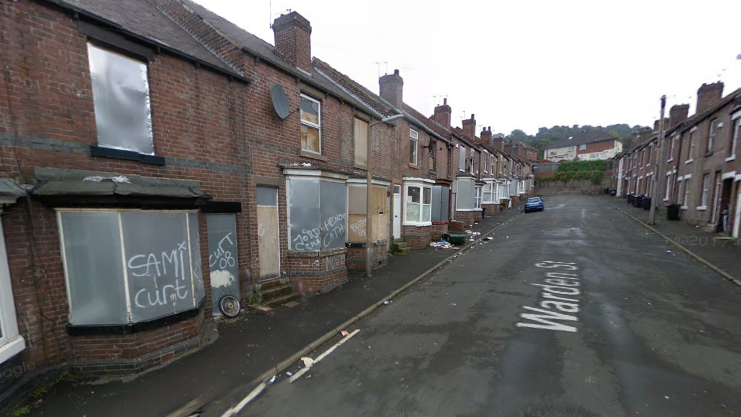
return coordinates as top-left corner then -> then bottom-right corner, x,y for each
686,127 -> 697,164
664,172 -> 672,201
668,134 -> 677,162
683,177 -> 692,209
483,182 -> 494,203
300,94 -> 322,154
729,112 -> 741,161
579,144 -> 586,151
708,119 -> 717,153
483,151 -> 489,173
409,128 -> 418,166
698,173 -> 710,210
459,146 -> 466,172
402,179 -> 434,226
0,207 -> 25,364
474,187 -> 482,209
469,148 -> 475,175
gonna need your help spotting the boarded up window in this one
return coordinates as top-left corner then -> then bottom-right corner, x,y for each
288,178 -> 346,251
88,43 -> 154,155
459,146 -> 466,171
456,178 -> 475,210
59,210 -> 204,326
354,118 -> 368,167
431,185 -> 450,222
348,185 -> 388,243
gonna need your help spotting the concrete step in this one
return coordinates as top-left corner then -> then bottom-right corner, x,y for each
257,279 -> 285,291
258,284 -> 294,301
265,292 -> 301,308
392,238 -> 405,244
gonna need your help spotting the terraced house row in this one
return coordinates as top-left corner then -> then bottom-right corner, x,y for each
0,0 -> 535,409
612,82 -> 741,237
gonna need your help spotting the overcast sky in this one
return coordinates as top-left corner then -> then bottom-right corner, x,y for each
193,0 -> 741,136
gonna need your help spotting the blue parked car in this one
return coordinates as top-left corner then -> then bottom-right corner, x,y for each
524,196 -> 544,213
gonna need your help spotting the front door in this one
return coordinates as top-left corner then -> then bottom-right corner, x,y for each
393,184 -> 401,239
207,214 -> 239,316
257,187 -> 280,279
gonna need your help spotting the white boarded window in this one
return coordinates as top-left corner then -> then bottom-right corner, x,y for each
700,174 -> 710,208
300,94 -> 321,153
354,118 -> 368,167
730,117 -> 740,158
459,146 -> 466,171
88,43 -> 154,155
410,129 -> 418,165
58,210 -> 204,326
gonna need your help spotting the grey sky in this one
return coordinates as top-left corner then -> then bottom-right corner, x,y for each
193,0 -> 741,135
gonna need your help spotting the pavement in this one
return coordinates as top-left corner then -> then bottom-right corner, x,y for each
604,195 -> 741,283
26,201 -> 525,417
231,195 -> 741,417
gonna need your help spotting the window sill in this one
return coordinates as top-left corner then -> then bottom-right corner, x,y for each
353,163 -> 367,170
681,206 -> 688,210
409,163 -> 420,170
726,156 -> 736,162
300,150 -> 328,162
697,206 -> 707,211
685,159 -> 694,164
704,152 -> 713,158
402,221 -> 432,227
667,158 -> 673,163
90,145 -> 165,166
66,297 -> 204,336
0,335 -> 26,364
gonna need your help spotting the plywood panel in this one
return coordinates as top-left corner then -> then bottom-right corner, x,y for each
257,206 -> 280,278
348,214 -> 366,243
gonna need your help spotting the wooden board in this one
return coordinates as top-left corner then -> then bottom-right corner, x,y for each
257,206 -> 280,278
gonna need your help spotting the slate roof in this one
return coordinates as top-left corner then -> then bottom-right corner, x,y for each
45,0 -> 243,78
544,131 -> 616,150
177,1 -> 376,114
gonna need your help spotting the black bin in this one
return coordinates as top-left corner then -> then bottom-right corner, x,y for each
667,204 -> 681,221
610,189 -> 617,196
603,188 -> 610,194
633,195 -> 644,208
627,194 -> 634,204
643,197 -> 651,210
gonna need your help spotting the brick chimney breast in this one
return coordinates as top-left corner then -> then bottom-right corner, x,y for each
696,82 -> 724,114
272,11 -> 312,73
462,114 -> 476,141
669,104 -> 690,128
480,126 -> 492,144
433,97 -> 452,129
379,69 -> 404,109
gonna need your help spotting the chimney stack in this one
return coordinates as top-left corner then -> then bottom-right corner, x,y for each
272,12 -> 313,73
696,82 -> 724,114
379,69 -> 404,109
462,114 -> 476,141
480,126 -> 492,144
669,104 -> 689,128
504,140 -> 513,155
492,131 -> 503,151
432,98 -> 452,129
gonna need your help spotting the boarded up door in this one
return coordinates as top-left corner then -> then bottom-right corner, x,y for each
207,214 -> 239,316
257,187 -> 280,279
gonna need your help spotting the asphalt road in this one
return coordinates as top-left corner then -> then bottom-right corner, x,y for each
241,195 -> 741,417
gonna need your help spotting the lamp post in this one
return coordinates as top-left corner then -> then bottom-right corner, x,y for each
649,95 -> 666,225
366,113 -> 403,277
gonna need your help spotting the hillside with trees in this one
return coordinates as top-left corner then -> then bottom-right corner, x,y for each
506,124 -> 650,159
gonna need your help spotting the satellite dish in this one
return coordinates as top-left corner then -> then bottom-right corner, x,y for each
271,84 -> 291,120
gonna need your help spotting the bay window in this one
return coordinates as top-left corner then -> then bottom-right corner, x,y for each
58,210 -> 205,326
0,208 -> 24,363
403,180 -> 433,225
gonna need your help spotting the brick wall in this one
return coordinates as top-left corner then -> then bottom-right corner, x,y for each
430,222 -> 449,240
401,225 -> 431,249
345,241 -> 389,271
285,249 -> 348,295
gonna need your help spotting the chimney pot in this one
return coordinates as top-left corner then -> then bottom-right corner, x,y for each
443,98 -> 447,105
